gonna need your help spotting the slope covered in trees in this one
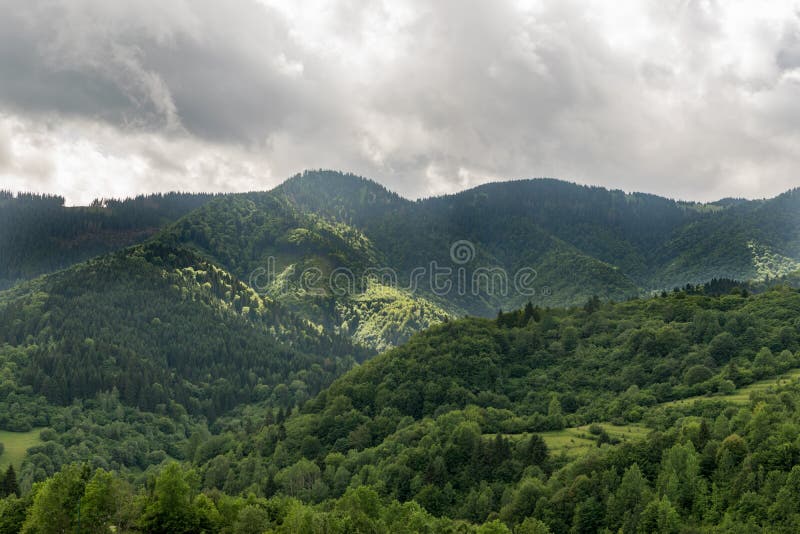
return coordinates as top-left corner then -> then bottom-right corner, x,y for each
3,172 -> 799,348
271,171 -> 800,313
155,190 -> 450,351
2,171 -> 800,531
4,286 -> 800,532
0,191 -> 216,289
0,241 -> 371,422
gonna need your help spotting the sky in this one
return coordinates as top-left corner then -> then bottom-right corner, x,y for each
0,0 -> 799,205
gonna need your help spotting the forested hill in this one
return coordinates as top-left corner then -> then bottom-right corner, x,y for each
3,172 -> 798,323
0,191 -> 217,289
5,285 -> 800,531
0,241 -> 371,427
182,285 -> 800,532
154,190 -> 450,351
272,171 -> 800,297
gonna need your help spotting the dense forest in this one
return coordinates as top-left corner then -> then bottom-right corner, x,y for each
3,283 -> 800,531
0,191 -> 216,289
2,172 -> 800,532
5,172 -> 800,331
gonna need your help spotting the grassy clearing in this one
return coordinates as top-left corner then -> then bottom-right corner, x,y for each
0,428 -> 44,469
494,422 -> 651,459
541,423 -> 650,458
663,368 -> 800,409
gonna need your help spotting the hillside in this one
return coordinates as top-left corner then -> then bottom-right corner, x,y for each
0,191 -> 216,289
2,172 -> 800,531
156,190 -> 450,351
271,171 -> 800,314
3,172 -> 798,345
180,285 -> 800,531
0,241 -> 373,420
652,188 -> 800,287
5,286 -> 800,531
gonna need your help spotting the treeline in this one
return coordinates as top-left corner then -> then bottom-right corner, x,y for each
0,191 -> 216,288
0,462 -> 523,534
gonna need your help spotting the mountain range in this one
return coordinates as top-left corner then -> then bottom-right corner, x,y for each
2,170 -> 800,531
4,171 -> 799,349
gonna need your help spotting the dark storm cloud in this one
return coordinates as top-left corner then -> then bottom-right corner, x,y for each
0,0 -> 342,142
0,0 -> 799,204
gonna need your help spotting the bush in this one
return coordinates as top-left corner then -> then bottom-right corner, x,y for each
684,365 -> 714,386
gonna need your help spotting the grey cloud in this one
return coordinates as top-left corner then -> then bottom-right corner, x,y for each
0,0 -> 339,142
0,0 -> 799,203
0,125 -> 10,171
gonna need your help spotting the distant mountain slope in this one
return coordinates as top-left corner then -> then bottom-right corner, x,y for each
3,171 -> 798,350
272,171 -> 800,306
652,188 -> 800,287
0,191 -> 217,289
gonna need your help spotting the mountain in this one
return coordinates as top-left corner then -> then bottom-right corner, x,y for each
273,171 -> 800,312
0,191 -> 217,289
4,172 -> 799,336
2,166 -> 800,530
652,188 -> 800,287
155,189 -> 450,351
175,285 -> 800,531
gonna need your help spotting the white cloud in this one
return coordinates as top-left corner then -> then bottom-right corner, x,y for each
0,0 -> 799,204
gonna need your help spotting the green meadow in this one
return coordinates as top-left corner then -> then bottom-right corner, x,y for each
0,428 -> 43,469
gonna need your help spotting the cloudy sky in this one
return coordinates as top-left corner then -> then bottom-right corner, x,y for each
0,0 -> 799,205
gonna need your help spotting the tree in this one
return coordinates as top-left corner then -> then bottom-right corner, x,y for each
275,459 -> 321,498
233,505 -> 270,534
21,463 -> 90,534
476,519 -> 512,533
0,493 -> 31,534
523,301 -> 540,323
138,463 -> 201,534
515,517 -> 552,533
522,434 -> 549,466
607,464 -> 651,533
80,468 -> 132,534
638,496 -> 682,534
657,442 -> 707,517
547,395 -> 565,430
583,295 -> 601,314
1,465 -> 19,497
684,365 -> 713,386
572,496 -> 604,534
708,332 -> 738,364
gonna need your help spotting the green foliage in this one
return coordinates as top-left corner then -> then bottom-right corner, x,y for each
4,174 -> 800,532
138,463 -> 201,533
0,243 -> 369,422
0,191 -> 215,289
0,465 -> 18,498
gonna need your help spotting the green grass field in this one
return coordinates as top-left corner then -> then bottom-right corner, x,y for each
540,423 -> 650,457
662,368 -> 800,409
493,422 -> 651,459
0,428 -> 44,470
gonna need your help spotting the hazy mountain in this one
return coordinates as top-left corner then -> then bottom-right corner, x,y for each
0,191 -> 217,289
3,171 -> 799,351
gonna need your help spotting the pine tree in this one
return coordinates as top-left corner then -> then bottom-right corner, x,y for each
1,465 -> 19,497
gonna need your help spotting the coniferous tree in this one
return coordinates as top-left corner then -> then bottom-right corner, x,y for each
1,465 -> 19,497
